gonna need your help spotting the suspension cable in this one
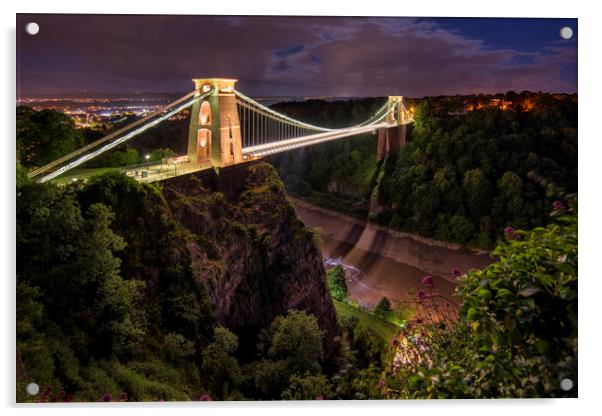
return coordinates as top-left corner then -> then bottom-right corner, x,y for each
37,88 -> 214,183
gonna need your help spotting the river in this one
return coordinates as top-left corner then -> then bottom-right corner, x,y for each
291,197 -> 493,309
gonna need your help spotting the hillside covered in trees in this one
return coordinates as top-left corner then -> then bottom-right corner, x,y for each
16,163 -> 578,400
271,92 -> 577,248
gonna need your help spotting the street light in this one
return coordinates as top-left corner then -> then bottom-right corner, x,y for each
145,154 -> 150,161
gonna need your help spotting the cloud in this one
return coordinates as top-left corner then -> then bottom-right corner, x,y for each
17,15 -> 577,96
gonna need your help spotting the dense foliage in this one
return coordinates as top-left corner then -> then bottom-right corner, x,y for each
326,265 -> 349,301
17,106 -> 84,167
84,147 -> 175,168
272,93 -> 577,247
377,95 -> 577,247
16,175 -> 213,401
269,98 -> 385,215
384,198 -> 577,398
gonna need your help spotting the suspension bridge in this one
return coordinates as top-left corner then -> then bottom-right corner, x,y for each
28,78 -> 414,184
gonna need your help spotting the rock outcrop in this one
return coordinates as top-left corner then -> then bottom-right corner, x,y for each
162,163 -> 339,358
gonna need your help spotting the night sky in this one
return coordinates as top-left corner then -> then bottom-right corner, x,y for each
16,14 -> 577,97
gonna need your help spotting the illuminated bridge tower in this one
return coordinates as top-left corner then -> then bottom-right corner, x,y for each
187,78 -> 243,168
376,96 -> 406,161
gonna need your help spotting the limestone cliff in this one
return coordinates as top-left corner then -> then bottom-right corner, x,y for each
162,163 -> 339,358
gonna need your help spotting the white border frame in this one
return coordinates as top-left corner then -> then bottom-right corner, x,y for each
2,1 -> 599,415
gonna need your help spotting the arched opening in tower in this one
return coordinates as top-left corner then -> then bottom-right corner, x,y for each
199,101 -> 212,125
196,128 -> 211,163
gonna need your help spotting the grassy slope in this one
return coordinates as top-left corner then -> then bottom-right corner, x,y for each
333,299 -> 399,343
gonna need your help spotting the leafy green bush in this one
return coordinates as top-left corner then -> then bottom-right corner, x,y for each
388,199 -> 577,398
374,297 -> 393,320
259,310 -> 324,376
327,265 -> 348,301
201,327 -> 242,400
17,106 -> 84,167
282,373 -> 333,400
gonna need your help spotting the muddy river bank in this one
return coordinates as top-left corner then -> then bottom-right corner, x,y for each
290,197 -> 494,308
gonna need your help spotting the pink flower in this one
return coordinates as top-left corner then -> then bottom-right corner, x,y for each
421,275 -> 434,287
504,226 -> 518,240
418,289 -> 428,302
200,394 -> 212,401
119,392 -> 128,402
314,395 -> 324,400
452,269 -> 461,278
100,393 -> 112,402
552,200 -> 565,211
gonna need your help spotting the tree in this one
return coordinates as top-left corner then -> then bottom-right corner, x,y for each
374,297 -> 393,320
261,310 -> 324,375
327,265 -> 348,301
16,182 -> 144,356
411,183 -> 440,220
463,168 -> 492,218
433,166 -> 457,194
449,214 -> 476,244
497,171 -> 523,198
245,359 -> 289,399
201,327 -> 242,400
281,373 -> 333,400
150,148 -> 175,162
17,107 -> 84,167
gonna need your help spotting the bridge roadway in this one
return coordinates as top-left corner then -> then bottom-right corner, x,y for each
32,82 -> 412,185
242,121 -> 393,157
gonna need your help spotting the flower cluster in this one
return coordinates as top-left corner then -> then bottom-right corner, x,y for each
98,391 -> 128,402
33,385 -> 74,403
552,200 -> 565,212
504,226 -> 519,240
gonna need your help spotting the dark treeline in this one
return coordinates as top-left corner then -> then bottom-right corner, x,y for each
271,92 -> 577,248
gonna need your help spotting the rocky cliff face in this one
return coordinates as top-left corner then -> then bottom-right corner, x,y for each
162,163 -> 339,358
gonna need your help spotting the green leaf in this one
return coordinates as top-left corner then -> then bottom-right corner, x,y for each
496,288 -> 513,298
478,289 -> 492,301
466,307 -> 479,322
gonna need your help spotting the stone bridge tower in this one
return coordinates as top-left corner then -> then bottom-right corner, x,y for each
376,96 -> 407,161
187,78 -> 243,168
